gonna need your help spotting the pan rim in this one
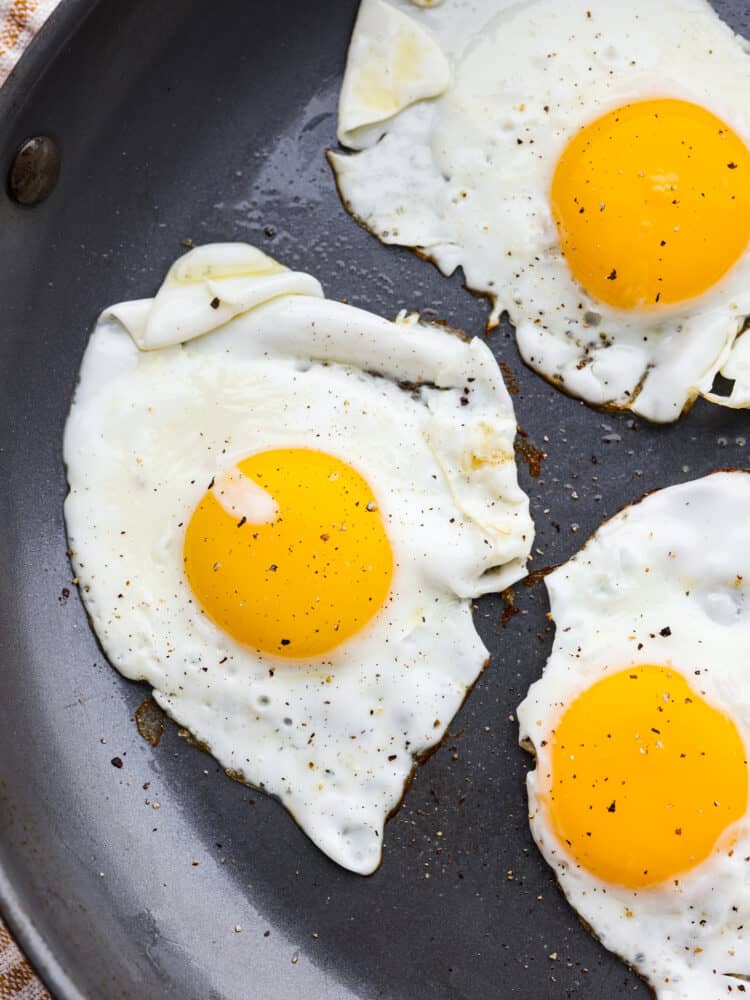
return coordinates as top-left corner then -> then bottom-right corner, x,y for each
0,5 -> 103,996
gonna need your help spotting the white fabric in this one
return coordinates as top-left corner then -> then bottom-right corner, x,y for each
0,0 -> 59,86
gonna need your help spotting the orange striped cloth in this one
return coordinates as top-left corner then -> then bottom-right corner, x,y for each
0,923 -> 49,1000
0,0 -> 59,84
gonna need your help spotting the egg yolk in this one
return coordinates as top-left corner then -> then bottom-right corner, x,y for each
183,448 -> 393,658
543,665 -> 748,888
551,99 -> 750,310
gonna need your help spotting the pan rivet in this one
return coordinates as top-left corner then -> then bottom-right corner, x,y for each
9,136 -> 60,206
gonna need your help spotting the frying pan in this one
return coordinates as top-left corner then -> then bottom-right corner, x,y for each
2,1 -> 750,997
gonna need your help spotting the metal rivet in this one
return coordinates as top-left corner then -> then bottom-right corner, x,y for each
9,135 -> 60,206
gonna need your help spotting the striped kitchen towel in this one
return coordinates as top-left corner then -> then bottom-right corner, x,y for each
0,0 -> 60,85
0,922 -> 50,1000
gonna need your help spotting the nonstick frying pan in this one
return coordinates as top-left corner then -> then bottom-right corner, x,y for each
2,1 -> 750,997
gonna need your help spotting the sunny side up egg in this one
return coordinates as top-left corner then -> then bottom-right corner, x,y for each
329,0 -> 750,422
62,242 -> 534,874
518,472 -> 750,1000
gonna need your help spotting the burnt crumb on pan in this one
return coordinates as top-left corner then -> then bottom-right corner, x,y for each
110,756 -> 123,769
135,697 -> 166,747
523,566 -> 556,589
500,587 -> 520,624
514,429 -> 547,478
58,587 -> 70,605
500,362 -> 519,395
181,238 -> 195,249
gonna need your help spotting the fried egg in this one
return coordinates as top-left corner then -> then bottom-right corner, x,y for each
63,242 -> 533,874
330,0 -> 750,422
518,472 -> 750,998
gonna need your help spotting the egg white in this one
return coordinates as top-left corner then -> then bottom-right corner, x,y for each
330,0 -> 750,422
518,472 -> 750,999
63,243 -> 533,874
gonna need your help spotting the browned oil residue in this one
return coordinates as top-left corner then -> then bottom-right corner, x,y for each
500,362 -> 519,396
135,698 -> 166,747
523,567 -> 556,589
500,587 -> 519,624
514,429 -> 546,479
178,727 -> 211,753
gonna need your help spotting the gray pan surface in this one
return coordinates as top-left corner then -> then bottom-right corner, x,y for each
2,1 -> 750,997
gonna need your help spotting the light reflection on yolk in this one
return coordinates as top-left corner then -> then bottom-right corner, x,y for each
183,448 -> 393,659
543,664 -> 748,888
551,99 -> 750,310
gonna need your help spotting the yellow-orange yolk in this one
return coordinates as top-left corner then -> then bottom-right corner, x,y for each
551,99 -> 750,310
183,448 -> 393,658
543,665 -> 748,889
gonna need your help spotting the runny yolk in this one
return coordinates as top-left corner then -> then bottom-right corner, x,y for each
551,99 -> 750,310
544,665 -> 748,888
183,448 -> 393,659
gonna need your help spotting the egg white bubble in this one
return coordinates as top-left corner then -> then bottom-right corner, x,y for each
518,472 -> 750,999
63,243 -> 533,874
331,0 -> 750,422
